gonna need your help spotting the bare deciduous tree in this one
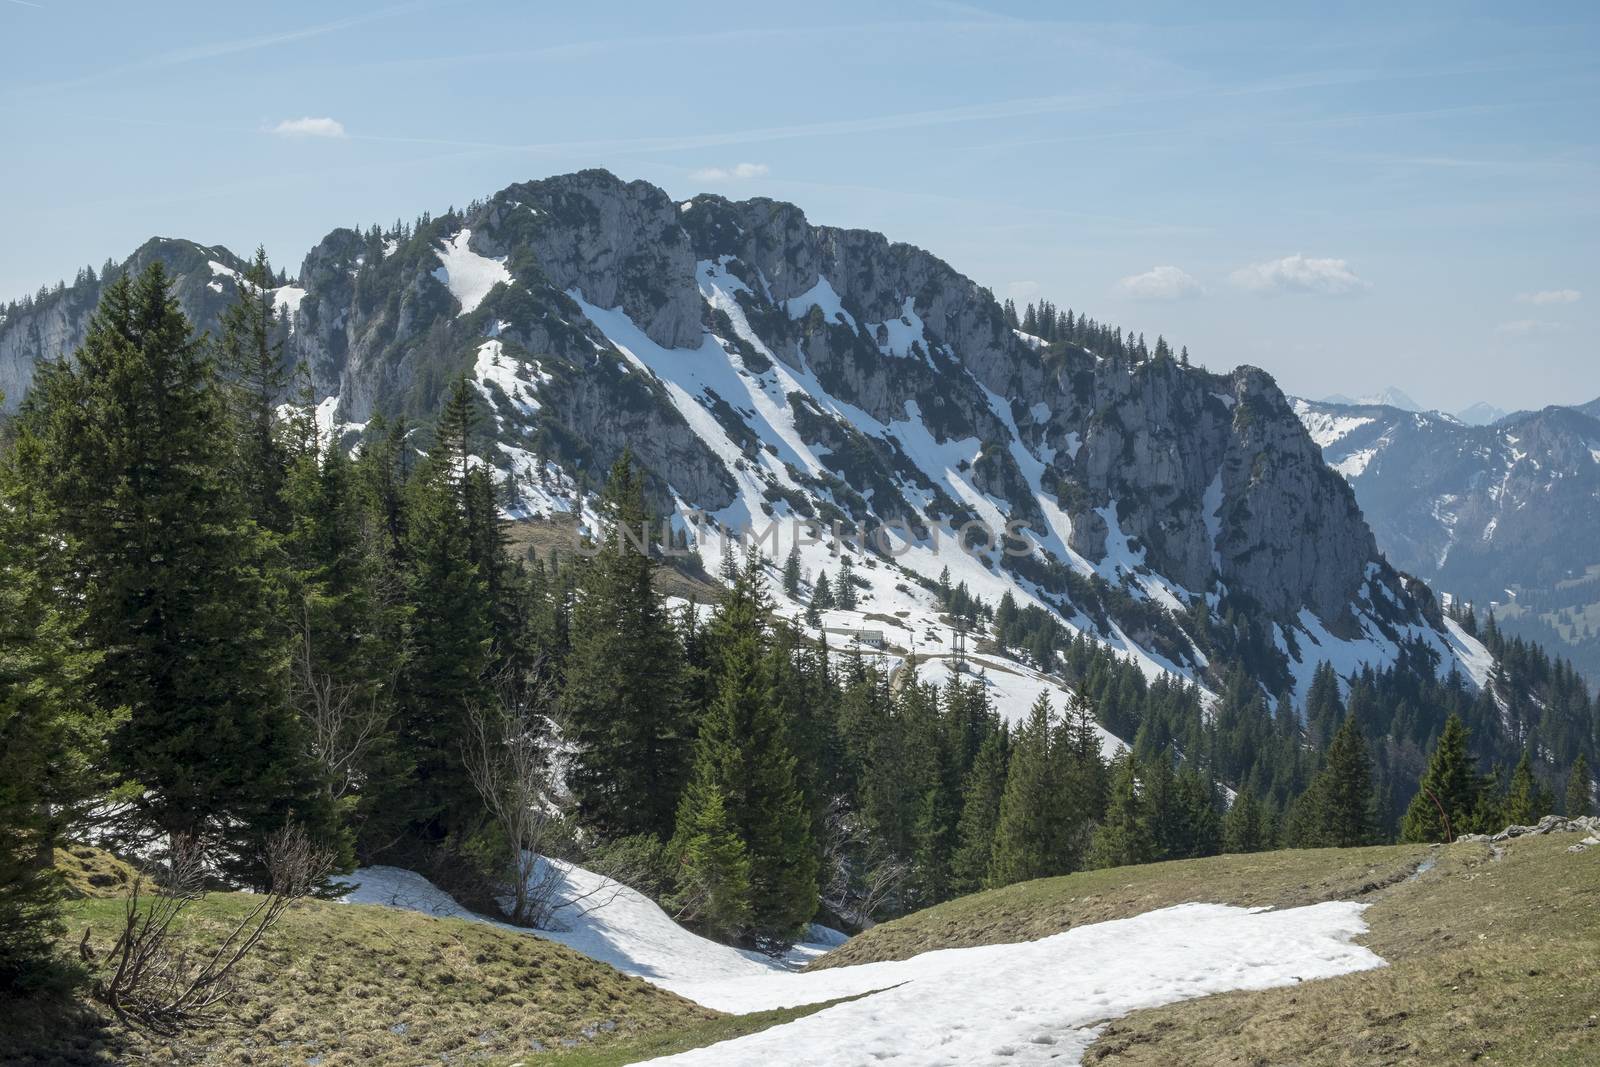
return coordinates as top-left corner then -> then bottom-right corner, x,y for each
461,669 -> 567,928
91,826 -> 333,1035
819,799 -> 907,928
293,597 -> 393,802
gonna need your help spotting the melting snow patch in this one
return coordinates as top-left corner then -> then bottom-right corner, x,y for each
433,229 -> 511,317
1333,448 -> 1377,479
341,865 -> 1381,1066
646,901 -> 1383,1065
784,276 -> 856,329
342,862 -> 834,994
272,286 -> 306,325
1203,473 -> 1225,571
866,297 -> 927,359
473,339 -> 546,421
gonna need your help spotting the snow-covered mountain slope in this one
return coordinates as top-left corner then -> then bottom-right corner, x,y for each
343,862 -> 1381,1066
0,170 -> 1497,708
1292,396 -> 1600,592
1294,394 -> 1600,682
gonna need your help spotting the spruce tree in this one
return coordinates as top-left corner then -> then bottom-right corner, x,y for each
811,572 -> 835,612
835,555 -> 858,611
669,785 -> 752,940
218,246 -> 291,533
1567,754 -> 1593,817
1304,662 -> 1344,747
1089,754 -> 1154,869
387,454 -> 492,845
951,731 -> 1008,893
782,544 -> 802,599
1173,765 -> 1223,858
1400,714 -> 1479,843
672,553 -> 816,947
282,444 -> 409,852
0,469 -> 121,985
1315,715 -> 1380,847
1503,749 -> 1540,826
565,453 -> 689,841
1223,789 -> 1267,853
14,263 -> 329,881
987,693 -> 1062,887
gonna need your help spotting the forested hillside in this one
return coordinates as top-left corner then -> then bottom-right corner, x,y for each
1,183 -> 1595,1030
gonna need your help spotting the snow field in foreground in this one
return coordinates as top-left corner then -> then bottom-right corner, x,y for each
647,900 -> 1382,1065
343,864 -> 1383,1066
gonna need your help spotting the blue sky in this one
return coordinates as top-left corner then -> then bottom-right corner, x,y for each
2,1 -> 1595,411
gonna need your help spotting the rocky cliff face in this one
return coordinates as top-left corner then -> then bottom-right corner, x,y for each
0,170 -> 1488,701
1,239 -> 250,409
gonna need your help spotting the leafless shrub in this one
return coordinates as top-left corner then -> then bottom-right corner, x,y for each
90,826 -> 333,1035
293,597 -> 394,801
819,798 -> 907,928
461,668 -> 568,928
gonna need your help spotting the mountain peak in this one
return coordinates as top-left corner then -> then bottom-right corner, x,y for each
0,170 -> 1489,708
1321,386 -> 1424,412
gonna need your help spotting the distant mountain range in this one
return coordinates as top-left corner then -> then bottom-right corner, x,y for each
1295,393 -> 1600,683
1322,387 -> 1424,412
1321,387 -> 1518,428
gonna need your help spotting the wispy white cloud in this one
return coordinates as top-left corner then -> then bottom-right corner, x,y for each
1229,254 -> 1369,296
6,4 -> 416,99
1116,265 -> 1204,301
1003,280 -> 1041,300
1516,288 -> 1581,305
690,162 -> 770,181
1496,318 -> 1561,335
270,116 -> 347,139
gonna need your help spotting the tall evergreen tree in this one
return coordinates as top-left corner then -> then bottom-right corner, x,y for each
672,553 -> 816,947
0,463 -> 122,986
951,731 -> 1008,893
668,785 -> 752,940
834,554 -> 858,611
1400,714 -> 1479,843
14,263 -> 329,881
987,694 -> 1063,887
811,571 -> 835,612
1503,749 -> 1540,826
1223,789 -> 1267,853
217,246 -> 291,533
1567,753 -> 1593,817
1089,754 -> 1155,869
565,453 -> 690,841
782,544 -> 802,599
1288,715 -> 1378,847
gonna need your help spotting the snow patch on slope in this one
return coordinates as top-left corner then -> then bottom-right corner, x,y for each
650,901 -> 1381,1064
343,865 -> 1382,1065
432,229 -> 510,317
1293,400 -> 1374,449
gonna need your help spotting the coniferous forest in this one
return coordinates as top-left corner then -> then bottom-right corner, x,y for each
2,263 -> 1596,995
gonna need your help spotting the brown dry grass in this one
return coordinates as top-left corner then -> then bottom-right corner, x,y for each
1086,835 -> 1600,1065
3,889 -> 715,1067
